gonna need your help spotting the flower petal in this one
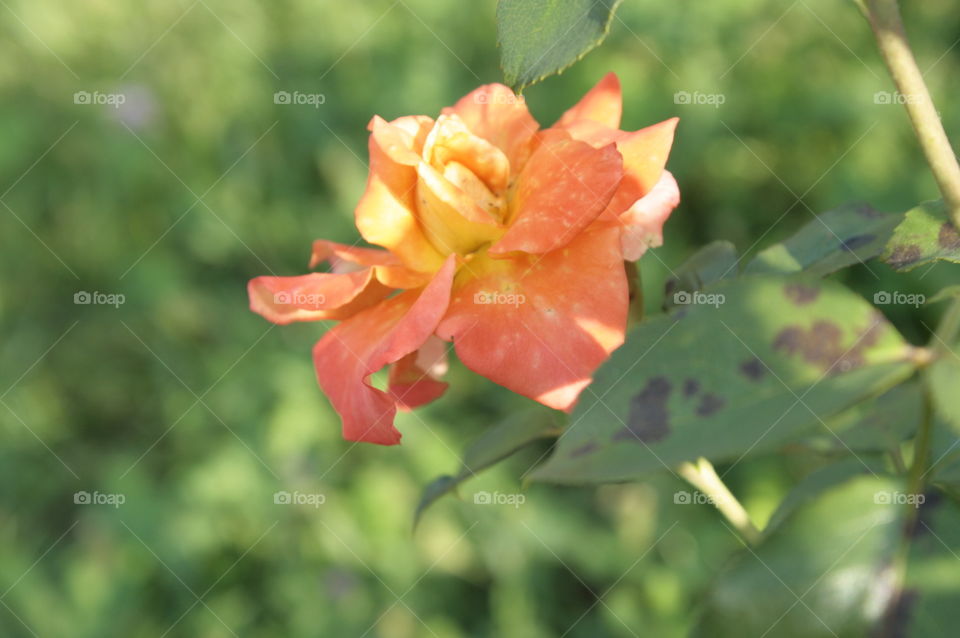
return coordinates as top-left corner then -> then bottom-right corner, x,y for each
610,117 -> 678,204
555,73 -> 622,130
355,116 -> 446,273
310,239 -> 431,289
620,170 -> 680,261
312,256 -> 457,445
423,114 -> 511,195
416,161 -> 504,256
388,336 -> 449,410
309,240 -> 396,270
248,269 -> 390,324
437,226 -> 627,411
443,84 -> 539,172
489,135 -> 623,255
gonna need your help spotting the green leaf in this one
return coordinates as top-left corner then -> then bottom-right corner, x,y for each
665,240 -> 739,309
497,0 -> 623,91
413,408 -> 558,528
801,382 -> 923,454
882,200 -> 960,271
530,276 -> 916,484
763,459 -> 883,532
924,296 -> 960,435
928,352 -> 960,437
745,203 -> 900,277
695,473 -> 908,637
898,492 -> 960,635
927,413 -> 960,487
928,285 -> 960,304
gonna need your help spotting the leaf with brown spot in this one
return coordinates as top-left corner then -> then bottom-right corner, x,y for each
882,200 -> 960,271
746,203 -> 901,277
613,376 -> 672,443
530,276 -> 915,484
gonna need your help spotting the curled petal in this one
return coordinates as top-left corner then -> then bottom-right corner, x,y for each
423,114 -> 511,195
310,239 -> 431,289
490,135 -> 623,255
313,256 -> 457,445
443,84 -> 539,172
416,162 -> 504,256
248,269 -> 390,324
620,171 -> 680,261
555,72 -> 622,131
309,240 -> 395,270
355,116 -> 445,273
388,336 -> 449,410
437,226 -> 628,411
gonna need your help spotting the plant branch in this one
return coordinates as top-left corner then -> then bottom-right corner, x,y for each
678,457 -> 761,545
861,0 -> 960,228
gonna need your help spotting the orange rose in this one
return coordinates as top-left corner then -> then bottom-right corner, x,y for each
249,73 -> 679,444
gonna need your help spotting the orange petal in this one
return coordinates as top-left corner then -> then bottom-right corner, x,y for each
620,170 -> 680,261
555,73 -> 622,131
355,116 -> 446,273
312,256 -> 457,445
310,239 -> 431,289
437,226 -> 628,411
612,117 -> 678,203
388,336 -> 449,410
443,84 -> 539,172
490,135 -> 623,255
556,117 -> 678,216
248,269 -> 390,324
309,239 -> 396,270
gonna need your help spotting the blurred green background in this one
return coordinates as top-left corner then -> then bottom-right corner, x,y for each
1,0 -> 958,636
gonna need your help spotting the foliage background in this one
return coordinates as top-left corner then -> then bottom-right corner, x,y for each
1,0 -> 958,636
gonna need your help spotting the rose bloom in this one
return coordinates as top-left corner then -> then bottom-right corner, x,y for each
249,73 -> 679,444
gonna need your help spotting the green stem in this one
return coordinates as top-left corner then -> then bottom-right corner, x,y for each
860,0 -> 960,229
906,390 -> 934,501
678,457 -> 761,545
889,446 -> 907,474
886,386 -> 935,611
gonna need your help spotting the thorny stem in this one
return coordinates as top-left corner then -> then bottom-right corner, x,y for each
678,457 -> 762,545
859,0 -> 960,229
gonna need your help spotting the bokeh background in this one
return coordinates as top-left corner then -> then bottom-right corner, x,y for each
1,0 -> 958,636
